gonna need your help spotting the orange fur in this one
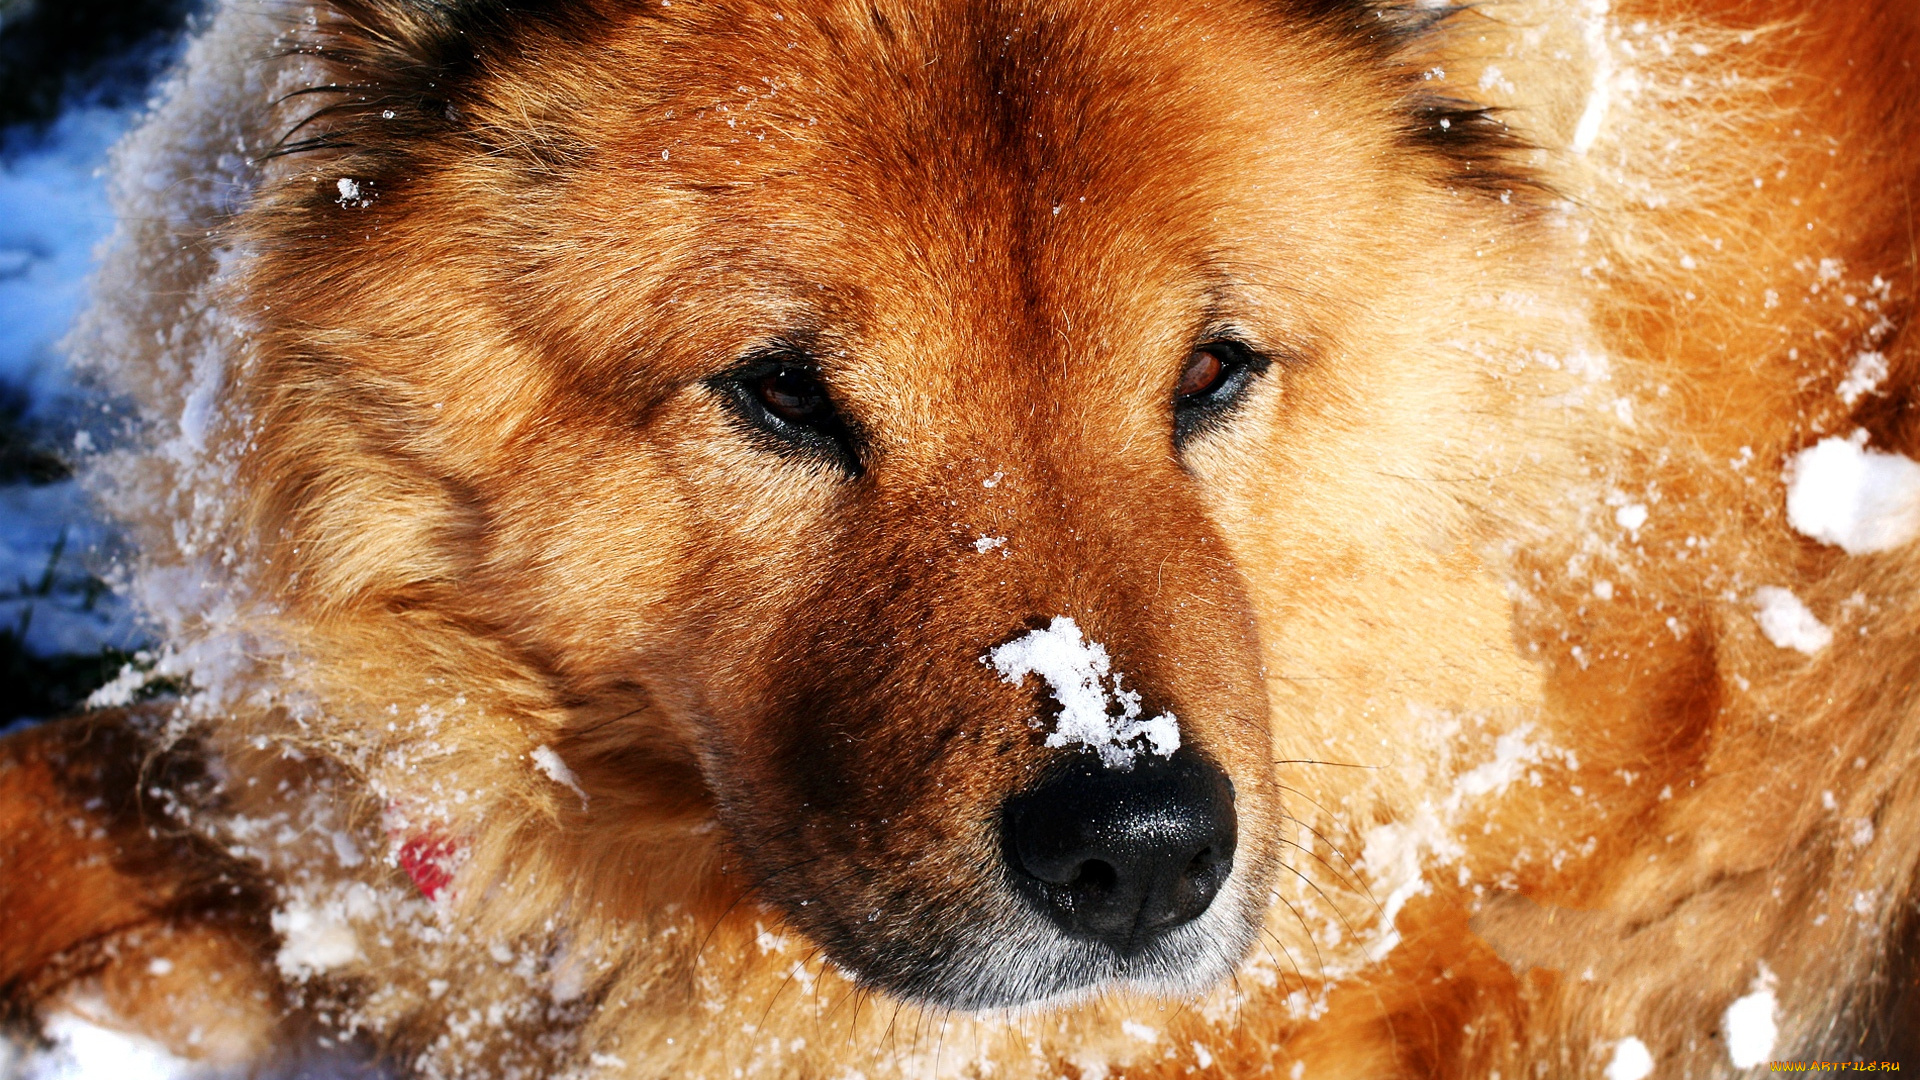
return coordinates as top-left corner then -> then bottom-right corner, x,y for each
2,0 -> 1918,1075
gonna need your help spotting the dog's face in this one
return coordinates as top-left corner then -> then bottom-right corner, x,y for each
244,0 -> 1539,1009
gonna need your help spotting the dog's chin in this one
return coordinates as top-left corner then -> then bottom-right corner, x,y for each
840,874 -> 1264,1013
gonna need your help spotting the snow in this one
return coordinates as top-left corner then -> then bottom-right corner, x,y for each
8,1012 -> 200,1080
1571,0 -> 1614,154
0,482 -> 143,659
1752,586 -> 1832,654
0,105 -> 149,677
272,897 -> 364,978
1359,806 -> 1461,962
985,616 -> 1178,769
1784,433 -> 1920,554
1723,964 -> 1779,1069
1360,722 -> 1559,961
973,535 -> 1006,553
0,107 -> 133,408
531,744 -> 589,808
1604,1036 -> 1653,1080
1837,351 -> 1888,406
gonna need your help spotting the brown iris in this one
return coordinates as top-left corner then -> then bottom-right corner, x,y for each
1176,348 -> 1227,399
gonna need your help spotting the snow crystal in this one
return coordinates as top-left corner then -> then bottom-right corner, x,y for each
1784,433 -> 1920,554
531,745 -> 589,808
1752,587 -> 1831,654
985,616 -> 1179,769
1837,351 -> 1889,406
1613,503 -> 1648,531
1723,964 -> 1778,1069
1604,1036 -> 1653,1080
973,535 -> 1006,554
1119,1020 -> 1156,1043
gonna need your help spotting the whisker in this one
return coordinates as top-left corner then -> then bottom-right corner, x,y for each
1276,808 -> 1376,906
1274,833 -> 1378,925
1268,888 -> 1330,983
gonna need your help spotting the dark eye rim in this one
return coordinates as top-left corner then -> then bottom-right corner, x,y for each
1173,338 -> 1273,446
708,352 -> 865,477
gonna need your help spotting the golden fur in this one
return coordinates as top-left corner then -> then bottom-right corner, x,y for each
4,0 -> 1919,1075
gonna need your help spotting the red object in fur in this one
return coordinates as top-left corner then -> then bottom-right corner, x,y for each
397,834 -> 456,901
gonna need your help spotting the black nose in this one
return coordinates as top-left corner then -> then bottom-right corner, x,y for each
1002,749 -> 1237,956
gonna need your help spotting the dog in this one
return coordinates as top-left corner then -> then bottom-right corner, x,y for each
4,0 -> 1918,1075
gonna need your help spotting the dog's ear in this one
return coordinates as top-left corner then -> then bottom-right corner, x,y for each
1288,0 -> 1462,46
265,0 -> 619,168
1287,0 -> 1548,201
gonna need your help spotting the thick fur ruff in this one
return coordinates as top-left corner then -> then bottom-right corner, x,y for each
3,0 -> 1919,1076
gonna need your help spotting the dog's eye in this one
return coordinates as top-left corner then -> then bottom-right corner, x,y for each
755,367 -> 834,425
1173,340 -> 1269,446
713,358 -> 863,476
1176,349 -> 1227,399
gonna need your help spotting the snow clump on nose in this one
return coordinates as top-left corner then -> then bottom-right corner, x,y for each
986,616 -> 1180,769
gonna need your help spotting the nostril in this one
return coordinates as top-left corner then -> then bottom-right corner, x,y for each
1002,748 -> 1237,955
1069,860 -> 1118,892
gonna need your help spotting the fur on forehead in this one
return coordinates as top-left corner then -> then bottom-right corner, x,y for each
267,0 -> 1541,204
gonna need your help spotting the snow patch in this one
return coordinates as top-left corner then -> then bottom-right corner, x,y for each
1751,587 -> 1831,655
985,616 -> 1178,769
531,745 -> 589,809
973,535 -> 1006,554
1604,1037 -> 1653,1080
334,177 -> 370,207
13,1012 -> 201,1080
271,896 -> 364,978
1360,724 -> 1554,961
1837,351 -> 1889,406
1784,433 -> 1920,554
1723,964 -> 1779,1069
1571,0 -> 1613,153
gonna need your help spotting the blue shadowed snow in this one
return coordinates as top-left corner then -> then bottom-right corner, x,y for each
0,103 -> 151,717
0,105 -> 132,412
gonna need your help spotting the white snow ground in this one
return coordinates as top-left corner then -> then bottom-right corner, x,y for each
0,102 -> 149,718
